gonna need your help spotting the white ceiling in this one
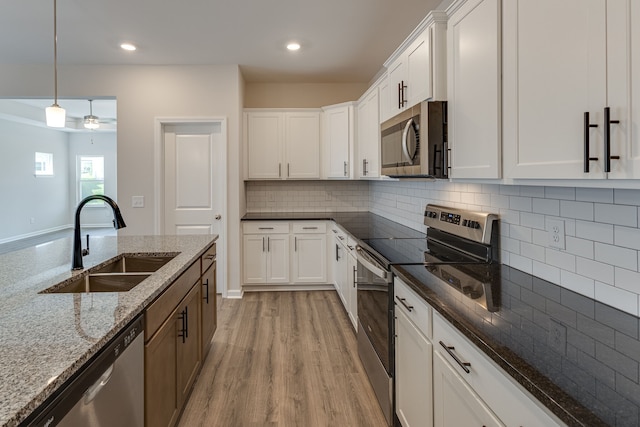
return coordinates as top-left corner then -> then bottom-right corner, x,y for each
0,0 -> 443,83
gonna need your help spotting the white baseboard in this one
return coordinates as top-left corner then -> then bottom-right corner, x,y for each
225,289 -> 244,299
243,284 -> 335,292
0,224 -> 73,245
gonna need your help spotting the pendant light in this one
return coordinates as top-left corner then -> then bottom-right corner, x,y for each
84,100 -> 100,129
46,0 -> 65,128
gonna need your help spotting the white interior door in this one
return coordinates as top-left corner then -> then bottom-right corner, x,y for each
162,121 -> 226,295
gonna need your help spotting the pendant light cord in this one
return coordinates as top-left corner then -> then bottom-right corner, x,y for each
53,0 -> 59,106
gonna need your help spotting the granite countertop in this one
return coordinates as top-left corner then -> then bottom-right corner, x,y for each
0,234 -> 217,427
393,263 -> 640,427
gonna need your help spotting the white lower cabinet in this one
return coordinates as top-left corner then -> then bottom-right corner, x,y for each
395,277 -> 564,427
346,250 -> 357,330
291,223 -> 327,283
331,225 -> 357,331
433,351 -> 503,427
395,307 -> 433,427
243,221 -> 329,286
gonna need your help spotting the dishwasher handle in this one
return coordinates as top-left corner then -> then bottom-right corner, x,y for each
83,364 -> 114,404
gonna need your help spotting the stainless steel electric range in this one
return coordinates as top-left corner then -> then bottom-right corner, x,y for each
355,205 -> 499,425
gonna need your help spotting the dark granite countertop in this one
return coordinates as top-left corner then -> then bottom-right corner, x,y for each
393,263 -> 640,427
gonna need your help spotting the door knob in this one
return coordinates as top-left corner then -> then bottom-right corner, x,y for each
215,214 -> 222,220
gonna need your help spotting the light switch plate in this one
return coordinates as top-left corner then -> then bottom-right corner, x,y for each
547,218 -> 565,250
132,196 -> 144,208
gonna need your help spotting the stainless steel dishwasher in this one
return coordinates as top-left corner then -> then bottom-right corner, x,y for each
26,315 -> 144,427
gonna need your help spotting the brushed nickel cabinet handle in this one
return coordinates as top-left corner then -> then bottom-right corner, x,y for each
439,341 -> 471,373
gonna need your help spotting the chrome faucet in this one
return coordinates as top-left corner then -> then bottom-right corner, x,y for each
72,195 -> 126,270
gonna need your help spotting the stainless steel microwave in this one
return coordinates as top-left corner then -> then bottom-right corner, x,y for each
380,100 -> 448,178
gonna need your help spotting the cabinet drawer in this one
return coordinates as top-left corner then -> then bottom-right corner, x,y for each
146,260 -> 200,341
394,277 -> 432,339
292,221 -> 326,234
201,243 -> 216,274
243,222 -> 289,234
433,311 -> 562,426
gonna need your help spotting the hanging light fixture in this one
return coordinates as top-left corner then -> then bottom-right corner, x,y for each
84,100 -> 100,129
46,0 -> 66,128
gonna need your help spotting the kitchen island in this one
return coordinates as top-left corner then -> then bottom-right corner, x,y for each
0,234 -> 217,427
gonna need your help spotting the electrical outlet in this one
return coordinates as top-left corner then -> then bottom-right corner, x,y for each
547,219 -> 565,250
326,191 -> 332,201
132,196 -> 145,208
268,192 -> 275,202
548,318 -> 567,355
29,217 -> 35,224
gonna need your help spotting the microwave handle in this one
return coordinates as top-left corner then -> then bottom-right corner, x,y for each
401,118 -> 415,165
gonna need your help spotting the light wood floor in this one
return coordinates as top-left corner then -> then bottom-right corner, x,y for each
178,291 -> 388,427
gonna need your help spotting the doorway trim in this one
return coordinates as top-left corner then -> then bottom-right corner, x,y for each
153,117 -> 228,297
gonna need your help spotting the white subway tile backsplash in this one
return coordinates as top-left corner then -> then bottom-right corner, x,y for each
560,270 -> 595,298
595,243 -> 638,271
614,226 -> 640,251
520,186 -> 545,198
545,248 -> 576,272
520,212 -> 546,230
560,200 -> 594,221
594,203 -> 638,227
595,282 -> 639,316
565,236 -> 595,259
614,267 -> 640,294
491,194 -> 510,209
576,257 -> 614,285
614,189 -> 640,205
575,220 -> 614,244
576,188 -> 614,204
545,186 -> 576,200
510,196 -> 533,212
510,253 -> 533,274
532,198 -> 560,216
510,224 -> 532,243
532,260 -> 561,283
521,242 -> 545,262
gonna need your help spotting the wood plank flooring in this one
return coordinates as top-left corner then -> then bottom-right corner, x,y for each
178,291 -> 388,427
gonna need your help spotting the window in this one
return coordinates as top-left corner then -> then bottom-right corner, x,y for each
35,152 -> 54,176
78,156 -> 105,205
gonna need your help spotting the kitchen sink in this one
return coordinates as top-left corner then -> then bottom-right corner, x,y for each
44,273 -> 152,293
41,254 -> 178,294
92,255 -> 177,274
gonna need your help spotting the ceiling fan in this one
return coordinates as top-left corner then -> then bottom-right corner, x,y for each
81,99 -> 117,131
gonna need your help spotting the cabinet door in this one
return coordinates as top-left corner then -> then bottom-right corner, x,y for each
378,75 -> 392,124
433,351 -> 504,427
285,112 -> 320,179
325,106 -> 352,178
292,233 -> 327,283
347,254 -> 358,331
266,234 -> 290,283
608,0 -> 640,179
447,0 -> 501,179
177,284 -> 202,408
243,234 -> 267,284
246,112 -> 283,179
145,310 -> 179,427
395,309 -> 433,427
201,263 -> 217,359
405,29 -> 432,107
387,57 -> 406,114
503,0 -> 607,179
357,89 -> 381,178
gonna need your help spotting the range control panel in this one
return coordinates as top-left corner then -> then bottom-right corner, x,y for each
424,204 -> 498,244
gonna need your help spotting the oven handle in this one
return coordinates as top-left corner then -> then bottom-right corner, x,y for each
356,246 -> 391,283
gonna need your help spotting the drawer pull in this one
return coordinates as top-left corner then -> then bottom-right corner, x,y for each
395,296 -> 414,312
439,341 -> 471,373
302,226 -> 318,230
204,254 -> 215,261
203,279 -> 210,304
258,227 -> 274,230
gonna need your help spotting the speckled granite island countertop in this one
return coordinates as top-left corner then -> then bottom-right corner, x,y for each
0,234 -> 217,427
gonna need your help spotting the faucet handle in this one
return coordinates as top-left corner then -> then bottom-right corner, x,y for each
82,234 -> 90,257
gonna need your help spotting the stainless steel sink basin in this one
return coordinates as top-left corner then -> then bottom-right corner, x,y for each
93,255 -> 177,274
44,273 -> 152,293
41,253 -> 178,294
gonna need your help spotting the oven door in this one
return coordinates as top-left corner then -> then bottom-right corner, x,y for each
356,246 -> 394,425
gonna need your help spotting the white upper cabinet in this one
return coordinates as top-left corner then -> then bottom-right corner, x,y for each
244,110 -> 320,180
502,0 -> 638,180
382,12 -> 447,123
356,84 -> 381,178
447,0 -> 502,179
322,102 -> 355,179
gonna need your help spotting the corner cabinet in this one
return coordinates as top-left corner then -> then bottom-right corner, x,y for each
446,0 -> 501,179
322,102 -> 355,179
245,110 -> 321,180
502,0 -> 640,180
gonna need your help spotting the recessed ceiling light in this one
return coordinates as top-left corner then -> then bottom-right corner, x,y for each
286,42 -> 301,51
120,43 -> 137,51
